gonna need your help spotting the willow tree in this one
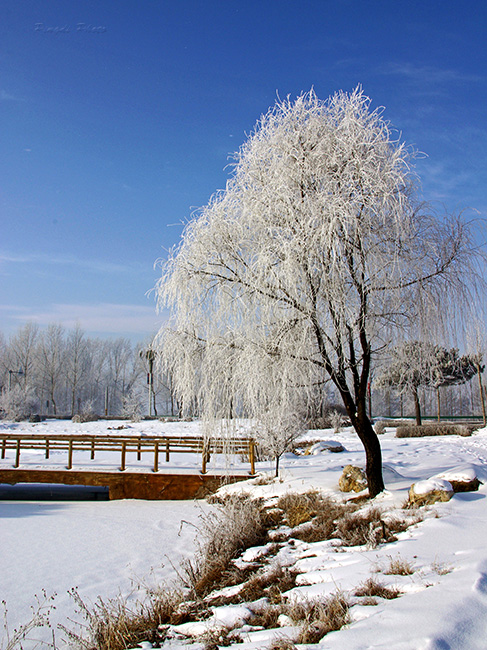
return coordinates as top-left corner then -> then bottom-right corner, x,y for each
155,88 -> 475,497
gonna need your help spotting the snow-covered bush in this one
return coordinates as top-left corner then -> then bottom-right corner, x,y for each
122,390 -> 143,422
328,409 -> 346,433
73,399 -> 99,423
0,385 -> 39,421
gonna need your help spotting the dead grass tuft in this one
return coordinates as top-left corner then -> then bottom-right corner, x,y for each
384,554 -> 415,576
2,592 -> 57,650
268,640 -> 298,650
181,496 -> 268,598
335,507 -> 390,547
278,491 -> 357,543
62,586 -> 183,650
296,592 -> 350,643
238,565 -> 297,605
354,577 -> 401,600
431,560 -> 453,576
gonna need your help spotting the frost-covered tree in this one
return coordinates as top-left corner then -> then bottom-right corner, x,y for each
155,88 -> 479,497
0,384 -> 39,421
377,341 -> 479,424
36,323 -> 66,415
6,322 -> 39,388
65,324 -> 89,416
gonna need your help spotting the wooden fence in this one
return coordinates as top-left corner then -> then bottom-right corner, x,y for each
0,434 -> 256,475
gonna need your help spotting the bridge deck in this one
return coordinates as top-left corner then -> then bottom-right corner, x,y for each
0,433 -> 256,499
0,467 -> 248,499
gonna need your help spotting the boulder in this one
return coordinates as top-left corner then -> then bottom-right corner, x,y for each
339,465 -> 368,493
307,440 -> 345,455
408,478 -> 454,507
433,466 -> 481,493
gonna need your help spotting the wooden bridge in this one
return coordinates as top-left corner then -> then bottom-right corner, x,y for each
0,433 -> 256,500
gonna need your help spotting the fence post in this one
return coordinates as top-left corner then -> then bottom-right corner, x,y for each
165,439 -> 170,462
67,440 -> 73,469
2,438 -> 6,459
121,441 -> 126,471
249,439 -> 256,475
45,438 -> 50,459
137,439 -> 141,461
15,439 -> 21,468
91,440 -> 95,460
153,442 -> 159,472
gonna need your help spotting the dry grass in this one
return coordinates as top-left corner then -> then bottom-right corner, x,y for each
335,507 -> 389,547
62,586 -> 183,650
277,491 -> 357,543
60,489 -> 427,650
268,640 -> 298,650
249,591 -> 350,644
359,596 -> 379,606
181,496 -> 268,598
295,593 -> 350,643
383,554 -> 415,576
1,592 -> 56,650
225,565 -> 298,605
354,577 -> 401,600
431,560 -> 453,576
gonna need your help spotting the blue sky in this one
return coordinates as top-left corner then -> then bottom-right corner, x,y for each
1,0 -> 486,342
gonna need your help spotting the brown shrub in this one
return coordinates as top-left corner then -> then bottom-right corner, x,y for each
396,424 -> 473,438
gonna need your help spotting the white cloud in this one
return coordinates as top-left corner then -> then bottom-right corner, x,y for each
0,251 -> 140,275
376,62 -> 484,86
0,89 -> 24,102
0,302 -> 167,339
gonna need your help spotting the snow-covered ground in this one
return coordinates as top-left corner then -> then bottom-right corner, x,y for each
2,418 -> 487,649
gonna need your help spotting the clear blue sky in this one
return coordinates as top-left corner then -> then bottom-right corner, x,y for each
1,0 -> 486,342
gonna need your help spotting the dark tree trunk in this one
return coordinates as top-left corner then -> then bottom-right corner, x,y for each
341,390 -> 385,498
353,407 -> 385,498
413,388 -> 422,425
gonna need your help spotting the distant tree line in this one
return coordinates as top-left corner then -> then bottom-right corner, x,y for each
0,322 -> 177,420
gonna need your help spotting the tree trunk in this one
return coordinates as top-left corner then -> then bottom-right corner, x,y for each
342,392 -> 385,498
413,388 -> 421,425
477,364 -> 486,426
152,388 -> 158,417
436,387 -> 441,422
356,408 -> 384,497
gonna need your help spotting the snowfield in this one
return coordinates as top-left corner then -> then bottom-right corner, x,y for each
2,418 -> 487,649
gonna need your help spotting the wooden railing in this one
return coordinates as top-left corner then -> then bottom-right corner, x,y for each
0,434 -> 256,475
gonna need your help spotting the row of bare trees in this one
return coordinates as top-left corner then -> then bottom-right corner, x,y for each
0,323 -> 177,420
